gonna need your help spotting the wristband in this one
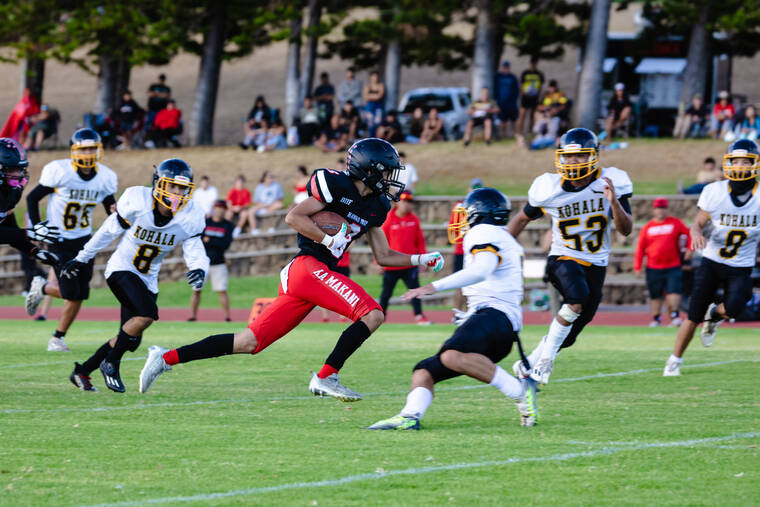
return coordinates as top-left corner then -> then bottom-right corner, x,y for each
410,254 -> 420,266
320,233 -> 333,247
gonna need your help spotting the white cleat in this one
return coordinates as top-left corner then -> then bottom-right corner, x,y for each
700,303 -> 721,347
309,372 -> 362,402
26,276 -> 46,316
669,317 -> 683,327
515,377 -> 539,426
512,359 -> 530,379
47,336 -> 70,352
648,320 -> 661,328
663,357 -> 682,377
529,357 -> 553,385
139,345 -> 171,393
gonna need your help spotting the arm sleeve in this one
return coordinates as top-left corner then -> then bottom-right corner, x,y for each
618,196 -> 632,214
431,251 -> 499,292
26,185 -> 54,224
634,224 -> 647,272
74,213 -> 127,262
182,235 -> 211,273
523,203 -> 544,219
102,194 -> 116,215
0,214 -> 35,255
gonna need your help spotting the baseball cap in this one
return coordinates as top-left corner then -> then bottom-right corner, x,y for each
470,178 -> 483,189
653,197 -> 668,208
399,191 -> 414,201
614,82 -> 625,91
718,90 -> 729,99
213,199 -> 227,209
502,60 -> 510,67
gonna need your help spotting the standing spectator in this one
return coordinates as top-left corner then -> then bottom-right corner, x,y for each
516,57 -> 544,135
338,100 -> 361,140
313,72 -> 335,123
603,83 -> 632,139
378,191 -> 431,325
314,114 -> 348,153
188,200 -> 235,323
248,171 -> 284,234
398,152 -> 418,193
337,66 -> 363,109
495,61 -> 519,138
292,165 -> 310,205
362,70 -> 385,135
240,96 -> 272,149
376,110 -> 404,144
146,74 -> 171,130
463,87 -> 499,146
115,90 -> 144,150
634,198 -> 691,327
447,178 -> 482,311
297,95 -> 321,145
673,94 -> 709,139
145,99 -> 182,148
420,107 -> 444,143
24,104 -> 59,151
193,175 -> 219,217
737,105 -> 760,141
226,175 -> 252,238
678,157 -> 723,195
406,107 -> 425,143
710,90 -> 735,140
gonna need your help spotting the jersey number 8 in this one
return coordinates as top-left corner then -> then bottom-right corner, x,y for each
63,202 -> 96,230
557,215 -> 608,253
718,229 -> 748,259
133,244 -> 161,274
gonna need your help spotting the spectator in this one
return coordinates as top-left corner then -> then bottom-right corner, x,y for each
292,165 -> 310,205
24,104 -> 59,151
193,175 -> 219,217
495,60 -> 519,138
115,90 -> 144,150
337,66 -> 363,109
226,175 -> 252,238
378,191 -> 431,325
710,90 -> 735,140
362,70 -> 385,135
376,110 -> 404,144
527,79 -> 568,150
634,197 -> 691,327
516,57 -> 544,135
420,107 -> 444,143
188,200 -> 235,323
398,151 -> 418,193
447,178 -> 483,311
145,99 -> 182,148
313,72 -> 336,123
406,107 -> 426,144
678,157 -> 723,195
240,96 -> 272,149
314,114 -> 348,153
463,87 -> 499,146
248,170 -> 284,234
338,100 -> 361,140
297,95 -> 321,146
737,105 -> 760,141
603,82 -> 632,139
1,87 -> 39,142
255,119 -> 287,152
146,73 -> 171,129
673,94 -> 709,139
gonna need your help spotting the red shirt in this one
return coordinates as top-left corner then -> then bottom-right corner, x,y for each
226,187 -> 251,208
154,108 -> 182,130
712,102 -> 735,120
381,208 -> 426,271
634,216 -> 690,271
449,200 -> 464,255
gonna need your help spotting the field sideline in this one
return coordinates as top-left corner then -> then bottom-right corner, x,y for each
1,321 -> 758,506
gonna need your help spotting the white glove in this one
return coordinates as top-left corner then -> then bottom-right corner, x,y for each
27,220 -> 60,244
452,308 -> 470,326
320,223 -> 352,258
412,252 -> 444,272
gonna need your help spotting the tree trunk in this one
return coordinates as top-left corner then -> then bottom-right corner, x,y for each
471,0 -> 497,97
116,56 -> 131,101
384,38 -> 401,111
21,57 -> 45,104
285,15 -> 302,128
575,0 -> 612,130
678,4 -> 710,107
190,2 -> 226,146
93,54 -> 120,115
299,0 -> 321,104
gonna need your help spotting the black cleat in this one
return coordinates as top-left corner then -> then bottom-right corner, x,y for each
69,363 -> 98,392
99,359 -> 125,393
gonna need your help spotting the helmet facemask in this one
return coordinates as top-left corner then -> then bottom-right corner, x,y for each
153,175 -> 195,213
447,205 -> 469,244
2,166 -> 29,189
555,146 -> 598,181
380,164 -> 406,201
71,141 -> 103,172
722,151 -> 759,181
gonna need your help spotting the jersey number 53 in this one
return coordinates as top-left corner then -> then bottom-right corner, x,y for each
558,215 -> 608,253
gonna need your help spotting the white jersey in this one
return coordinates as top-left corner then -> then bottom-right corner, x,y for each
698,180 -> 760,268
461,224 -> 525,331
528,166 -> 633,266
75,186 -> 209,293
38,159 -> 118,240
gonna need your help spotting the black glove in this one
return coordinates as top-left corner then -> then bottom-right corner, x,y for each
61,259 -> 86,279
186,269 -> 206,290
34,249 -> 60,267
27,220 -> 60,244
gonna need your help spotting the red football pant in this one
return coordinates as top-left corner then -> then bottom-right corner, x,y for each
248,255 -> 381,354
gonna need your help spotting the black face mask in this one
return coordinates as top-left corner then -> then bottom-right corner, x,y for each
77,167 -> 96,181
729,178 -> 756,195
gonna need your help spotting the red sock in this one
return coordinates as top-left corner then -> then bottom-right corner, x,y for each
163,349 -> 180,366
317,364 -> 338,379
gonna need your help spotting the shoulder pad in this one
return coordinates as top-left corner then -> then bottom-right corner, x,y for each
601,167 -> 633,197
38,160 -> 66,188
180,200 -> 207,235
308,168 -> 349,204
528,173 -> 559,207
116,186 -> 150,223
99,164 -> 119,194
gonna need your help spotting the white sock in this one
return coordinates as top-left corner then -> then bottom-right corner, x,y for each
489,365 -> 523,400
668,354 -> 682,363
527,336 -> 547,367
541,318 -> 573,360
400,386 -> 433,420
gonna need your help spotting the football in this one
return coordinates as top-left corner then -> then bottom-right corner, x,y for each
311,210 -> 348,235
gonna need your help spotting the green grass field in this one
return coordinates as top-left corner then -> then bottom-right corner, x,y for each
1,321 -> 758,506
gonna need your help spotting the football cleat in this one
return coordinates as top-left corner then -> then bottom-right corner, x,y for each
663,357 -> 682,377
69,363 -> 97,392
309,372 -> 362,402
529,357 -> 554,385
99,359 -> 125,393
25,275 -> 46,316
512,359 -> 530,379
670,317 -> 683,327
139,345 -> 171,393
700,303 -> 721,347
648,320 -> 661,327
47,336 -> 70,352
515,377 -> 539,427
415,315 -> 432,326
367,414 -> 420,430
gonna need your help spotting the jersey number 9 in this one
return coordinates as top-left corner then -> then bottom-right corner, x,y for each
133,244 -> 161,274
718,229 -> 748,259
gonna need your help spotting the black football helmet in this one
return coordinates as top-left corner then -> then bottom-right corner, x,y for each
152,158 -> 195,212
555,127 -> 599,181
723,138 -> 759,181
346,137 -> 405,201
0,137 -> 29,189
448,187 -> 511,243
70,128 -> 103,172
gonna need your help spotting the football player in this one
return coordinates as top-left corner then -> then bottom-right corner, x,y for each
368,188 -> 539,430
508,128 -> 633,384
0,138 -> 60,262
664,139 -> 760,376
25,128 -> 118,351
63,159 -> 208,392
138,138 -> 444,401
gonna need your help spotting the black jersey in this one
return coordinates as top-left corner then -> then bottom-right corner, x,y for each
297,168 -> 391,268
0,185 -> 34,255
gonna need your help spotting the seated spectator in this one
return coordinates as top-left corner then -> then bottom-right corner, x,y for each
292,165 -> 310,205
362,70 -> 385,135
248,171 -> 285,234
463,87 -> 499,146
145,99 -> 182,148
673,94 -> 709,139
737,105 -> 760,141
678,157 -> 723,195
240,95 -> 272,149
255,119 -> 287,152
297,95 -> 321,146
339,100 -> 361,140
24,104 -> 59,151
226,175 -> 252,237
405,107 -> 425,143
193,175 -> 219,217
376,110 -> 404,144
314,114 -> 348,153
420,107 -> 444,143
115,90 -> 144,150
1,87 -> 38,142
604,82 -> 632,138
528,80 -> 568,150
710,90 -> 735,140
313,72 -> 335,123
